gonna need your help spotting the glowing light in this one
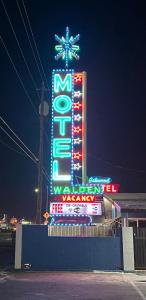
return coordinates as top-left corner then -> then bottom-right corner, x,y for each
74,114 -> 82,121
53,95 -> 72,114
53,138 -> 71,158
74,126 -> 82,133
73,152 -> 82,159
74,91 -> 82,98
73,163 -> 82,170
73,102 -> 82,109
54,116 -> 71,136
102,184 -> 119,193
50,202 -> 102,215
54,73 -> 72,93
55,26 -> 80,68
74,73 -> 82,83
53,185 -> 103,195
53,160 -> 71,181
73,137 -> 82,144
88,176 -> 112,184
50,214 -> 92,226
62,194 -> 97,202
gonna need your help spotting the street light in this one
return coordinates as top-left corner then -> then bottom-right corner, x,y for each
34,188 -> 39,193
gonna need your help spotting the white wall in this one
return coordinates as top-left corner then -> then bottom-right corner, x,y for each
122,227 -> 134,272
15,224 -> 22,269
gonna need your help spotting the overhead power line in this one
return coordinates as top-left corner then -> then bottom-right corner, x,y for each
0,116 -> 49,181
16,0 -> 48,90
0,138 -> 28,157
0,134 -> 50,181
87,153 -> 146,175
22,0 -> 49,90
0,115 -> 37,161
0,125 -> 37,164
1,0 -> 40,100
0,34 -> 39,118
0,34 -> 50,144
1,1 -> 50,145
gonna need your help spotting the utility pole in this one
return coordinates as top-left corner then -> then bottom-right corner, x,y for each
36,81 -> 44,224
36,82 -> 49,224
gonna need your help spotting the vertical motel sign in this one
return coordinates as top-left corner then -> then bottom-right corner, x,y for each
51,70 -> 87,193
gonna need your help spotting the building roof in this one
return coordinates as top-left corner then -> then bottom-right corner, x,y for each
115,200 -> 146,210
104,193 -> 146,201
104,193 -> 146,210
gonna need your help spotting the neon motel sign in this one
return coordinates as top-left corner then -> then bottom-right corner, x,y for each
52,71 -> 73,184
50,28 -> 120,221
51,70 -> 86,193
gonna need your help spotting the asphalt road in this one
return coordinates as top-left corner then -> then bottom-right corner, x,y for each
1,271 -> 146,300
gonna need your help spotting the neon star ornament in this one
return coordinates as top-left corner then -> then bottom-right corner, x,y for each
74,114 -> 82,121
74,126 -> 82,134
73,152 -> 82,159
55,27 -> 80,68
74,73 -> 82,83
73,102 -> 82,110
74,137 -> 82,144
73,163 -> 82,170
74,91 -> 82,98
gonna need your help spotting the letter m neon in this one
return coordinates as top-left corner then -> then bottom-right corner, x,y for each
54,74 -> 72,93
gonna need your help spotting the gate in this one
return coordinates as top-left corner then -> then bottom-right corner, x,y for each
133,228 -> 146,269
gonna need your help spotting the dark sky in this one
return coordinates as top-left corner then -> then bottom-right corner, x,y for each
0,0 -> 146,219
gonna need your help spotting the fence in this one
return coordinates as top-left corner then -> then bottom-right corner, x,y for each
133,228 -> 146,269
48,225 -> 113,237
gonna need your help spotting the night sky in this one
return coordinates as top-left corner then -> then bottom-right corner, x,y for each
0,0 -> 146,219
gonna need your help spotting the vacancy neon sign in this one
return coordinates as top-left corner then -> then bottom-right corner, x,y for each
52,194 -> 99,202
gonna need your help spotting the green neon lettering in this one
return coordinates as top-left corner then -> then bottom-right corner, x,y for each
53,186 -> 63,194
54,116 -> 71,136
53,160 -> 71,181
94,186 -> 102,193
54,74 -> 72,93
87,187 -> 93,193
72,186 -> 79,194
53,138 -> 71,158
53,185 -> 103,194
63,186 -> 71,193
79,186 -> 86,193
53,95 -> 72,114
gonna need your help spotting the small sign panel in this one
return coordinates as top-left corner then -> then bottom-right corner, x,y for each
50,202 -> 102,216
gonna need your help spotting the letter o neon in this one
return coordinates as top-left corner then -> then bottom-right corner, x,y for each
53,95 -> 72,114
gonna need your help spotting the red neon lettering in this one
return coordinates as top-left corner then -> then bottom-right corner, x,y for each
102,184 -> 119,193
61,195 -> 96,202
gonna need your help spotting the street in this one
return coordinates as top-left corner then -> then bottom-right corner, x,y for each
1,271 -> 146,300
